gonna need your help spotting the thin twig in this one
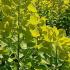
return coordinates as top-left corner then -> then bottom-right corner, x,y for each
17,0 -> 20,70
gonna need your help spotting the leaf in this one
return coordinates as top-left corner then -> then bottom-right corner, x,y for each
8,58 -> 13,62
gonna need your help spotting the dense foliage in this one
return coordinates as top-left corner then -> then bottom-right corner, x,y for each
0,0 -> 70,70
